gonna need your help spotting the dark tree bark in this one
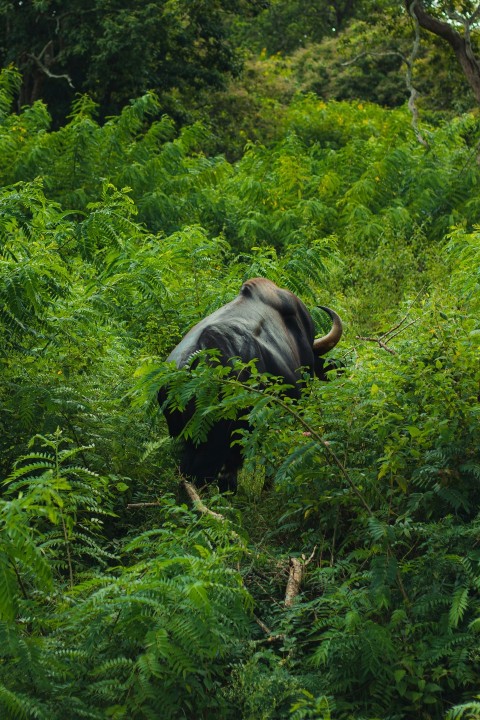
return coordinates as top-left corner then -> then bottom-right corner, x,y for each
406,0 -> 480,103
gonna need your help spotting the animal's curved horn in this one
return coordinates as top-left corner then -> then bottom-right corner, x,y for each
312,306 -> 343,356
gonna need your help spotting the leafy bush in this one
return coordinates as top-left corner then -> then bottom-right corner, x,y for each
1,439 -> 252,719
1,64 -> 480,718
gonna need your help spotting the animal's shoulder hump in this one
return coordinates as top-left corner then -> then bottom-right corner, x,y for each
240,278 -> 298,315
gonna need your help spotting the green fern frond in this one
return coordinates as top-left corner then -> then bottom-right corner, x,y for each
446,700 -> 480,720
449,587 -> 470,629
0,684 -> 48,720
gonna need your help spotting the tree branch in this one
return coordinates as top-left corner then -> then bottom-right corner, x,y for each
357,318 -> 418,353
341,44 -> 428,146
181,479 -> 228,522
407,0 -> 462,45
445,4 -> 480,67
253,614 -> 286,642
406,2 -> 429,147
27,41 -> 74,89
406,0 -> 480,103
356,336 -> 397,354
357,291 -> 422,353
10,559 -> 29,601
341,50 -> 406,67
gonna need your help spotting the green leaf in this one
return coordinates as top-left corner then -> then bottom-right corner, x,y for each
0,554 -> 18,621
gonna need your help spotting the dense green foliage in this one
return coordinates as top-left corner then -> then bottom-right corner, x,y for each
4,0 -> 480,134
0,0 -> 245,121
1,46 -> 480,720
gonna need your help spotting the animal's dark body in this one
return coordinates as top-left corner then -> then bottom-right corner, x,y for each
158,278 -> 343,492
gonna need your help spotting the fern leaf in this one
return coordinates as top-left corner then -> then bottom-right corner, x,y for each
449,587 -> 469,629
446,699 -> 480,719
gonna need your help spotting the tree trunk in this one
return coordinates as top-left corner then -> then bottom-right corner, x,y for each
406,0 -> 480,104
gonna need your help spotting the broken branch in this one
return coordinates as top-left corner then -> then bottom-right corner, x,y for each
182,479 -> 228,522
284,547 -> 317,607
356,336 -> 397,354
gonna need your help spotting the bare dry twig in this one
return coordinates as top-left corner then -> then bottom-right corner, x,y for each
127,481 -> 228,522
181,479 -> 229,522
356,336 -> 397,354
254,615 -> 286,642
357,298 -> 420,354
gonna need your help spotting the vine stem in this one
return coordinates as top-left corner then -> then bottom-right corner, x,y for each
10,560 -> 29,600
406,1 -> 429,147
53,432 -> 74,590
61,514 -> 74,590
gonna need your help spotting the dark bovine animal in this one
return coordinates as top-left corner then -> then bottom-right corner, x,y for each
158,277 -> 342,493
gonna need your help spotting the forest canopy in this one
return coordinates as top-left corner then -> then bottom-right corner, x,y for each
1,3 -> 480,719
3,0 -> 480,127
